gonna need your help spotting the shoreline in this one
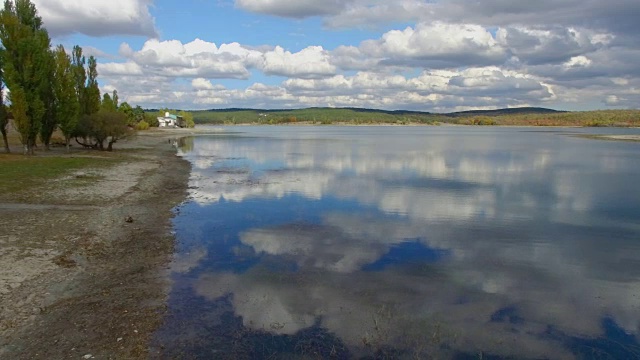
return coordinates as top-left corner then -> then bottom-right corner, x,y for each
0,130 -> 192,359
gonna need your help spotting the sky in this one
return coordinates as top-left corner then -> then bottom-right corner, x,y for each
33,0 -> 640,112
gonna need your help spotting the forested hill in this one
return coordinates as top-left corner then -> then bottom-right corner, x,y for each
446,107 -> 563,117
186,107 -> 639,127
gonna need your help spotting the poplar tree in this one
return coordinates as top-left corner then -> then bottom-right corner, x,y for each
0,0 -> 52,154
71,45 -> 87,114
85,55 -> 100,115
39,49 -> 55,150
53,45 -> 79,152
0,53 -> 9,153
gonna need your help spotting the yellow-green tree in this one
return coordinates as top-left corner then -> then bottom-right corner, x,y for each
53,45 -> 79,152
0,0 -> 52,154
0,52 -> 8,153
178,110 -> 195,128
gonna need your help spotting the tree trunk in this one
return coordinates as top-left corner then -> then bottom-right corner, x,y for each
65,136 -> 71,153
28,138 -> 36,155
1,129 -> 9,153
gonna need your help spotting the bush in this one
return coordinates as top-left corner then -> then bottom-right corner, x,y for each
135,120 -> 150,130
146,113 -> 159,127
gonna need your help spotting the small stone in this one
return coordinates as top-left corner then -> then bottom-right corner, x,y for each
117,337 -> 123,342
83,355 -> 93,359
124,216 -> 134,223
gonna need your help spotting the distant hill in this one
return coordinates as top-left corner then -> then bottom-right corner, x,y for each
446,107 -> 564,117
196,107 -> 433,115
153,106 -> 640,127
191,106 -> 560,117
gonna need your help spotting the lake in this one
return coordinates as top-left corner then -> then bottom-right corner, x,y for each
152,126 -> 640,359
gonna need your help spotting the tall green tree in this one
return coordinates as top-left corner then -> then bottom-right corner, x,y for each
53,45 -> 79,152
111,89 -> 118,109
71,45 -> 86,114
85,55 -> 100,115
0,0 -> 52,154
0,51 -> 9,153
38,48 -> 55,150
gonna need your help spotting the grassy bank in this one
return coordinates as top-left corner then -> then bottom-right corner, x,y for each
0,154 -> 117,198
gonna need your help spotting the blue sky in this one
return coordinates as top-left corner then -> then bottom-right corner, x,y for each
34,0 -> 640,111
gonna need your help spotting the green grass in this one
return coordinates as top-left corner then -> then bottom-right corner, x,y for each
0,154 -> 116,196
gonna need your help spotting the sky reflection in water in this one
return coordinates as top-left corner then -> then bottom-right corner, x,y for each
154,126 -> 640,359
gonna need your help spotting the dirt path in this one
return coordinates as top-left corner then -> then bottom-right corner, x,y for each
0,131 -> 192,359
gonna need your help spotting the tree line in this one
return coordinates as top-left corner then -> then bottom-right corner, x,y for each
0,0 -> 165,154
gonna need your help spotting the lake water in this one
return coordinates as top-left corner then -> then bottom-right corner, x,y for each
152,126 -> 640,359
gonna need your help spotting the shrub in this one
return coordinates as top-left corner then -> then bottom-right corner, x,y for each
136,120 -> 150,130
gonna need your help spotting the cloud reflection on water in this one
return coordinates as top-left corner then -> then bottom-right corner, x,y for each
173,127 -> 640,358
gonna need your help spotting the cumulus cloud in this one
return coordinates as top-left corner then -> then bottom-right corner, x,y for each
496,26 -> 607,65
191,78 -> 215,90
260,46 -> 337,79
123,38 -> 258,79
99,61 -> 144,76
352,22 -> 507,69
87,1 -> 639,111
33,0 -> 157,37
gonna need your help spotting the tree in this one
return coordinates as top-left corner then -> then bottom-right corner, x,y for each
89,108 -> 129,151
0,0 -> 52,154
85,55 -> 100,115
111,89 -> 118,109
38,48 -> 55,150
118,101 -> 136,126
77,91 -> 130,151
132,105 -> 145,122
71,45 -> 86,114
177,110 -> 195,128
101,92 -> 116,112
0,51 -> 9,153
53,44 -> 79,152
71,48 -> 105,149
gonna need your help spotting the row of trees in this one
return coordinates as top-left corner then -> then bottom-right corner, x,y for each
0,0 -> 151,154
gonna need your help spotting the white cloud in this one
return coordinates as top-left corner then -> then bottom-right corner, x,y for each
355,22 -> 506,68
128,39 -> 257,79
260,46 -> 337,79
33,0 -> 157,37
98,61 -> 144,76
85,2 -> 639,111
564,56 -> 592,69
191,78 -> 215,90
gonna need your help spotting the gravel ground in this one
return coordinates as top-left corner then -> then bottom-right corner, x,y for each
0,130 -> 192,359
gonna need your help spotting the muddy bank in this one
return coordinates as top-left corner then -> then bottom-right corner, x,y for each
0,131 -> 192,359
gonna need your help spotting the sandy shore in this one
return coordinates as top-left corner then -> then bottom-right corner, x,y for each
0,130 -> 192,359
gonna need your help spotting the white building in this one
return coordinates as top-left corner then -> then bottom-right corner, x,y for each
157,112 -> 185,127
